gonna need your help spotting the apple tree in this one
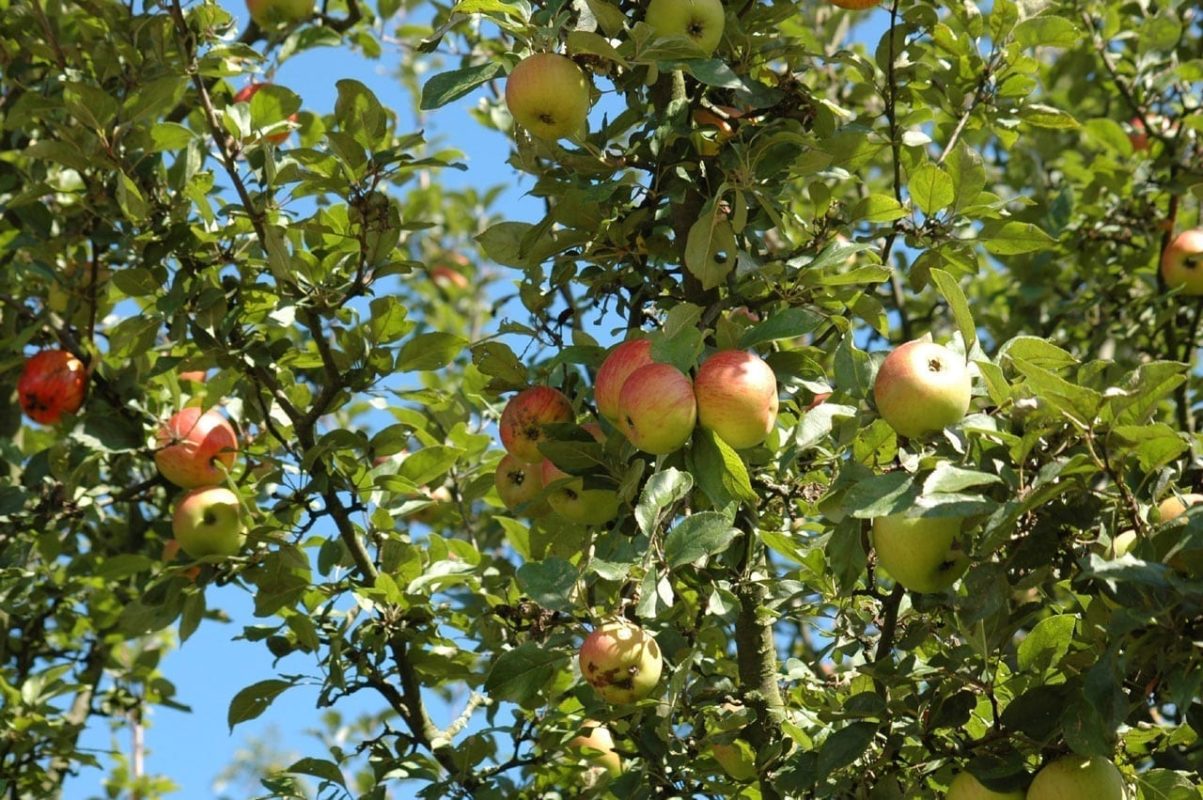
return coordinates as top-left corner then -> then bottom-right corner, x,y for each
1,0 -> 1202,797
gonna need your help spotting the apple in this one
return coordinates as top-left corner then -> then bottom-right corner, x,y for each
594,339 -> 654,422
579,620 -> 663,704
1161,229 -> 1203,296
873,340 -> 972,439
500,386 -> 575,464
246,0 -> 312,26
871,514 -> 969,593
946,771 -> 1026,800
693,350 -> 779,449
495,454 -> 550,517
1128,117 -> 1149,152
644,0 -> 726,56
172,486 -> 246,558
155,407 -> 239,488
179,370 -> 207,383
568,721 -> 622,779
18,350 -> 88,425
828,0 -> 880,8
504,53 -> 591,141
541,458 -> 619,526
1107,529 -> 1138,559
1153,492 -> 1203,574
708,703 -> 757,782
691,106 -> 741,156
232,83 -> 297,145
1027,755 -> 1125,800
1155,492 -> 1203,523
617,363 -> 697,455
431,265 -> 469,290
807,392 -> 832,410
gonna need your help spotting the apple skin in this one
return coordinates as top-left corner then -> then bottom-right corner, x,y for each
1128,117 -> 1149,152
499,387 -> 574,464
17,350 -> 87,425
946,771 -> 1026,800
1153,492 -> 1203,574
644,0 -> 726,56
617,363 -> 697,455
232,83 -> 297,145
431,265 -> 469,290
568,722 -> 622,779
829,0 -> 880,8
541,459 -> 619,526
172,486 -> 246,559
1027,755 -> 1125,800
871,515 -> 969,593
495,453 -> 550,517
178,370 -> 207,383
1161,230 -> 1203,296
155,407 -> 239,489
873,340 -> 972,439
1107,529 -> 1138,559
578,620 -> 663,704
504,54 -> 591,141
694,350 -> 779,449
594,339 -> 654,423
246,0 -> 312,26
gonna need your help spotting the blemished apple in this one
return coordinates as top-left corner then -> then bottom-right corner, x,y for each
232,83 -> 297,145
644,0 -> 726,56
504,54 -> 591,141
17,349 -> 88,425
871,515 -> 969,593
1161,229 -> 1203,296
617,363 -> 697,455
693,350 -> 779,449
568,722 -> 622,779
594,339 -> 653,422
172,486 -> 246,558
579,620 -> 663,704
246,0 -> 312,26
1027,755 -> 1125,800
946,771 -> 1026,800
499,386 -> 574,464
155,407 -> 239,488
495,454 -> 550,517
541,458 -> 619,526
873,340 -> 972,439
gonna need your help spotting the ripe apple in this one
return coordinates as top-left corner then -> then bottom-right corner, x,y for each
1154,493 -> 1203,523
1153,492 -> 1203,574
644,0 -> 726,56
431,264 -> 469,290
541,458 -> 619,526
828,0 -> 880,8
499,386 -> 574,464
232,83 -> 297,144
873,340 -> 971,439
1161,229 -> 1203,296
495,453 -> 550,517
617,363 -> 697,455
693,350 -> 779,449
1128,117 -> 1149,152
579,620 -> 663,704
568,721 -> 622,779
246,0 -> 312,26
18,350 -> 87,425
179,370 -> 207,384
504,54 -> 591,141
1027,755 -> 1125,800
172,486 -> 246,558
946,771 -> 1026,800
871,515 -> 969,593
155,407 -> 239,488
594,339 -> 654,422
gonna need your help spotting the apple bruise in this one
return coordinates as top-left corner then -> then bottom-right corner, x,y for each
584,638 -> 660,692
926,357 -> 944,375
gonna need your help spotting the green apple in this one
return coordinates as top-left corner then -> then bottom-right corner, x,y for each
1107,529 -> 1138,559
568,721 -> 622,779
499,386 -> 574,464
617,362 -> 697,455
1161,229 -> 1203,296
245,0 -> 312,26
172,486 -> 246,558
504,54 -> 591,141
873,340 -> 971,439
495,454 -> 550,517
541,459 -> 619,526
1028,755 -> 1125,800
594,339 -> 653,422
578,620 -> 663,704
946,771 -> 1026,800
693,350 -> 779,449
871,515 -> 969,593
644,0 -> 726,56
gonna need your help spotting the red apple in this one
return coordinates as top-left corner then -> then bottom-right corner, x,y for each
617,363 -> 697,455
431,265 -> 470,290
693,350 -> 779,449
1161,229 -> 1203,296
873,340 -> 971,438
172,486 -> 246,558
505,53 -> 591,141
494,454 -> 550,516
155,407 -> 239,488
17,349 -> 88,425
578,620 -> 663,704
594,339 -> 653,423
179,370 -> 207,383
499,387 -> 574,464
232,82 -> 297,145
1128,117 -> 1149,152
568,721 -> 622,779
541,458 -> 619,526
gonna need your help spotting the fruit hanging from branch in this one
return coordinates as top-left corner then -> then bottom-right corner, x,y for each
541,458 -> 620,526
17,349 -> 88,425
644,0 -> 726,56
567,721 -> 622,779
617,362 -> 697,455
578,620 -> 663,704
873,340 -> 972,439
504,54 -> 591,141
946,771 -> 1026,800
172,486 -> 247,559
871,514 -> 968,593
155,407 -> 239,489
594,339 -> 654,423
693,350 -> 779,449
1161,229 -> 1203,296
499,386 -> 574,464
1027,755 -> 1125,800
494,453 -> 550,517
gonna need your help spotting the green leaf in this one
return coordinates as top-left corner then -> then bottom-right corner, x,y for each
684,199 -> 737,290
908,163 -> 955,215
399,446 -> 464,486
979,222 -> 1057,255
738,308 -> 823,349
1011,16 -> 1078,48
228,679 -> 295,732
635,468 -> 693,536
286,757 -> 347,788
690,428 -> 756,508
1017,614 -> 1076,675
846,472 -> 920,518
930,268 -> 976,350
516,557 -> 578,613
419,63 -> 503,111
397,332 -> 466,371
664,512 -> 739,568
1019,104 -> 1080,130
471,342 -> 528,387
111,268 -> 161,298
851,193 -> 906,222
924,464 -> 1003,494
817,722 -> 877,779
484,642 -> 565,705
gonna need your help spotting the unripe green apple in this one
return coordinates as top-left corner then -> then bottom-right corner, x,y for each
871,515 -> 969,593
617,363 -> 697,455
578,620 -> 663,704
155,407 -> 239,489
495,454 -> 550,517
1161,230 -> 1203,296
568,721 -> 622,779
499,386 -> 574,464
541,459 -> 619,526
946,771 -> 1026,800
504,54 -> 591,141
246,0 -> 312,26
644,0 -> 726,56
1027,755 -> 1125,800
594,339 -> 653,422
873,340 -> 971,439
693,350 -> 779,449
172,486 -> 246,558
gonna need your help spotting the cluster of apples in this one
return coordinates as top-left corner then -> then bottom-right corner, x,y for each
947,754 -> 1126,800
17,349 -> 89,425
